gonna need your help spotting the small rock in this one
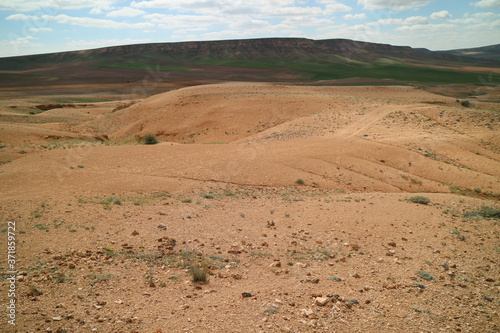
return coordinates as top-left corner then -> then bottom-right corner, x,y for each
52,316 -> 62,321
157,223 -> 167,230
132,231 -> 139,236
242,292 -> 252,298
350,243 -> 361,251
308,319 -> 318,326
301,309 -> 314,317
315,297 -> 330,306
327,276 -> 342,281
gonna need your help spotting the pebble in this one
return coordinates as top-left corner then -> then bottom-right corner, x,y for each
301,309 -> 314,317
315,297 -> 330,306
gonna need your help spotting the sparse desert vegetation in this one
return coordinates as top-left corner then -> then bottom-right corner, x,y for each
407,196 -> 431,205
143,134 -> 160,145
0,76 -> 499,333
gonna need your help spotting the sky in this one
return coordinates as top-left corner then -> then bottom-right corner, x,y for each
0,0 -> 499,57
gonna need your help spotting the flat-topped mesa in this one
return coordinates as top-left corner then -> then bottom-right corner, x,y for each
0,37 -> 486,65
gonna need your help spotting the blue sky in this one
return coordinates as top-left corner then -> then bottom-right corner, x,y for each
0,0 -> 499,57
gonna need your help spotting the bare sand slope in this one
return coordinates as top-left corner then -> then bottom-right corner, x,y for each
81,83 -> 459,143
2,83 -> 498,199
1,133 -> 499,201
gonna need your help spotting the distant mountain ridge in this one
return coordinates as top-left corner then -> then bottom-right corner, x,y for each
0,38 -> 498,87
441,44 -> 500,61
2,38 -> 495,66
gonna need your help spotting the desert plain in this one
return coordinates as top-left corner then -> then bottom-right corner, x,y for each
0,77 -> 499,333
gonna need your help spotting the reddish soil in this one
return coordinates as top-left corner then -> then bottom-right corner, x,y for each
0,82 -> 499,333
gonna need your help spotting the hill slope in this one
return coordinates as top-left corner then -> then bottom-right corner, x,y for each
0,38 -> 498,87
443,44 -> 500,61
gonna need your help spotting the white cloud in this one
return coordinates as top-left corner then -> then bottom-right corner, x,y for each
0,36 -> 43,57
8,36 -> 37,45
6,14 -> 40,21
471,0 -> 500,9
67,38 -> 152,50
132,0 -> 214,9
430,10 -> 452,19
41,14 -> 153,29
282,16 -> 334,27
267,6 -> 325,17
473,11 -> 499,18
28,27 -> 53,32
323,3 -> 352,13
230,19 -> 272,30
0,0 -> 118,11
344,13 -> 367,20
450,17 -> 481,24
90,8 -> 104,14
357,0 -> 434,10
132,0 -> 336,18
106,7 -> 146,17
376,16 -> 428,25
467,18 -> 500,29
147,13 -> 224,30
404,16 -> 429,24
396,23 -> 456,31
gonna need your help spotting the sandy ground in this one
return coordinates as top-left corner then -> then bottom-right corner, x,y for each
0,82 -> 499,333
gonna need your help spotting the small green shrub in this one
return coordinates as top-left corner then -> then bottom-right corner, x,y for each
296,178 -> 305,185
460,100 -> 470,107
28,285 -> 43,296
143,134 -> 159,145
33,223 -> 48,230
408,196 -> 431,205
87,273 -> 112,286
464,206 -> 500,219
412,282 -> 426,289
190,265 -> 208,283
417,270 -> 435,281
